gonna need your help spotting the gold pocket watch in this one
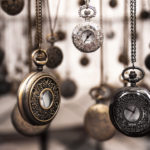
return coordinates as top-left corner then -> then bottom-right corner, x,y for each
17,49 -> 61,125
84,104 -> 115,141
12,104 -> 50,136
84,86 -> 115,141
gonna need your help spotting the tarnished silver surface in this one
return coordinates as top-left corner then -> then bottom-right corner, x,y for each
72,22 -> 103,53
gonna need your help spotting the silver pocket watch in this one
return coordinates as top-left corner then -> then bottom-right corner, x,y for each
72,0 -> 103,53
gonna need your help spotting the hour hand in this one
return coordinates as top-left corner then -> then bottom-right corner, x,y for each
125,107 -> 134,113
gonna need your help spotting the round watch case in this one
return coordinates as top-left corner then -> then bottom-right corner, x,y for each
1,0 -> 24,15
18,72 -> 60,125
109,86 -> 150,137
72,22 -> 103,53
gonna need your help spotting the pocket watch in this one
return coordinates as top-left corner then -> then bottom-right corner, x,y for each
109,0 -> 118,8
84,104 -> 115,141
109,67 -> 150,137
84,85 -> 115,141
46,35 -> 63,69
72,1 -> 103,53
46,45 -> 63,69
17,49 -> 61,125
1,0 -> 24,16
60,78 -> 77,99
80,54 -> 90,66
12,104 -> 50,137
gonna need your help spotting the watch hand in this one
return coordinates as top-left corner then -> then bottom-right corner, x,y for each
126,107 -> 134,113
133,107 -> 137,113
84,33 -> 92,43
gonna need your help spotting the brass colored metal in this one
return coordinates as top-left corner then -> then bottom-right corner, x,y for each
32,49 -> 48,66
89,85 -> 112,101
11,105 -> 50,137
84,104 -> 115,141
18,72 -> 60,125
1,0 -> 24,15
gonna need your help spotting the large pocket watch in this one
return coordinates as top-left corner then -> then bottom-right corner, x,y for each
72,1 -> 103,53
17,49 -> 61,125
109,67 -> 150,137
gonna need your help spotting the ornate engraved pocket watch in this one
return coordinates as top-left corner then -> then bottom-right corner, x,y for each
109,67 -> 150,137
18,49 -> 60,125
1,0 -> 24,15
109,0 -> 150,137
17,0 -> 60,126
72,0 -> 103,53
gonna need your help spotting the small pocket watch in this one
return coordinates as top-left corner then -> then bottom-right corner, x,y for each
17,49 -> 61,125
109,67 -> 150,137
72,0 -> 103,53
46,45 -> 63,69
46,35 -> 63,69
60,78 -> 77,99
1,0 -> 24,16
12,104 -> 50,136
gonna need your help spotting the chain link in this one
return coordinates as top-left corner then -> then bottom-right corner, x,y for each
35,0 -> 43,48
130,0 -> 136,66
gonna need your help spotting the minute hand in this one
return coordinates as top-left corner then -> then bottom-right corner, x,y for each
84,33 -> 92,43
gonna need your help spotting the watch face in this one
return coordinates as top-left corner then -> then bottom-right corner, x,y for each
124,105 -> 140,122
109,87 -> 150,137
72,22 -> 103,53
1,0 -> 24,15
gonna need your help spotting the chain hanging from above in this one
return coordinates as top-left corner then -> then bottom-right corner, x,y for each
84,0 -> 116,142
72,0 -> 103,53
35,0 -> 43,48
109,0 -> 150,137
46,0 -> 63,69
130,0 -> 136,67
17,0 -> 61,128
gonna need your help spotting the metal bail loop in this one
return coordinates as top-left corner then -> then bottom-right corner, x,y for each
122,66 -> 145,86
